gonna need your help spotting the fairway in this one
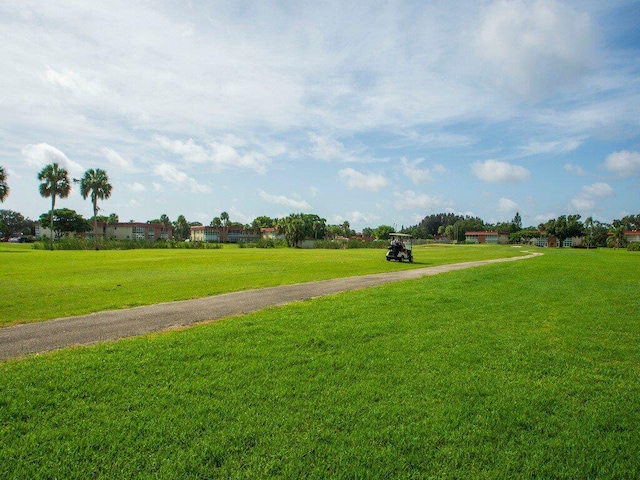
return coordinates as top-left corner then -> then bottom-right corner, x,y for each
1,247 -> 639,478
0,243 -> 525,326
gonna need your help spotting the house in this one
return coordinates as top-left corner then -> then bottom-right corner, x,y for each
36,221 -> 172,241
189,225 -> 262,243
624,230 -> 640,243
464,231 -> 510,245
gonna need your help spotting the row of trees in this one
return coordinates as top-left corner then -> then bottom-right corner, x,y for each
403,212 -> 640,248
0,163 -> 113,249
1,164 -> 638,248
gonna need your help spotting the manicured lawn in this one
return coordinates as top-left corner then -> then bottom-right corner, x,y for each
0,243 -> 525,326
1,248 -> 638,478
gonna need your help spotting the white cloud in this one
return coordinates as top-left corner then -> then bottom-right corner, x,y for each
471,159 -> 530,184
152,182 -> 164,193
338,168 -> 387,191
519,138 -> 583,156
570,182 -> 615,212
476,0 -> 596,98
535,213 -> 558,224
154,135 -> 210,164
154,135 -> 270,174
259,190 -> 311,210
401,158 -> 433,184
432,163 -> 446,174
498,197 -> 518,213
564,163 -> 586,177
309,186 -> 319,197
21,143 -> 84,176
308,133 -> 347,161
126,182 -> 146,193
154,163 -> 212,193
101,147 -> 140,173
603,150 -> 640,178
45,65 -> 106,96
393,190 -> 450,211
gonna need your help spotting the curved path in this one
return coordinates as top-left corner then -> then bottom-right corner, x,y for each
0,252 -> 541,360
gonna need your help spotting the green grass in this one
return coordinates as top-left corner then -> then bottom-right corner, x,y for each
1,248 -> 639,478
0,243 -> 525,326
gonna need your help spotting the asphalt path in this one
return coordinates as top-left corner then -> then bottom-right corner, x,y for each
0,252 -> 541,360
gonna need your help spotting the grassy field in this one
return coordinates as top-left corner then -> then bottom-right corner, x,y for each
0,243 -> 525,326
1,247 -> 639,478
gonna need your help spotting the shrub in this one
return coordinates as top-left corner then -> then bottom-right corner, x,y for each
32,238 -> 223,250
238,238 -> 287,249
627,242 -> 640,252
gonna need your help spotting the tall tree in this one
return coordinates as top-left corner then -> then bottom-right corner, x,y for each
38,163 -> 71,250
159,214 -> 171,228
220,211 -> 230,226
0,166 -> 9,202
173,214 -> 190,240
607,225 -> 626,249
0,209 -> 26,240
342,220 -> 351,237
79,168 -> 113,250
512,212 -> 522,232
38,208 -> 92,239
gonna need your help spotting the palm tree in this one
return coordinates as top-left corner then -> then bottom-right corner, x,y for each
220,212 -> 230,243
79,168 -> 113,250
607,226 -> 626,249
342,220 -> 350,237
0,166 -> 9,202
38,163 -> 71,250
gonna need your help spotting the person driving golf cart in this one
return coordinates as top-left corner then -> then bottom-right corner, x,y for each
386,233 -> 413,262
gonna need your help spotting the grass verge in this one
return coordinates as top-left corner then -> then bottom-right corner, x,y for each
1,248 -> 638,478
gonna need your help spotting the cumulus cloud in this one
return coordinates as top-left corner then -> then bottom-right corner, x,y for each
477,0 -> 596,98
498,197 -> 518,213
126,182 -> 146,193
154,135 -> 270,174
308,133 -> 348,161
154,163 -> 212,193
22,143 -> 84,176
570,182 -> 615,212
401,158 -> 433,184
393,190 -> 450,211
564,163 -> 586,177
259,190 -> 311,210
101,147 -> 140,173
471,159 -> 530,184
603,150 -> 640,178
338,168 -> 387,191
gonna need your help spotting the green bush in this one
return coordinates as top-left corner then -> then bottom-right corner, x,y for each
627,242 -> 640,252
238,238 -> 287,249
32,238 -> 223,250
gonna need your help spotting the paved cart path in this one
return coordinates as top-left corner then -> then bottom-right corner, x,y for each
1,252 -> 541,360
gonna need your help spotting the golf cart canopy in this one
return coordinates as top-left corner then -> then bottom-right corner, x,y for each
390,233 -> 412,237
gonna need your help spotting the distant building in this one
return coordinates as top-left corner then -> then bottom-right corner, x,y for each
464,231 -> 510,245
36,221 -> 172,241
624,230 -> 640,243
189,225 -> 264,243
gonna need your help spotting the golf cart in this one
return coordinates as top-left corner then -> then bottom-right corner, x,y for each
386,233 -> 413,262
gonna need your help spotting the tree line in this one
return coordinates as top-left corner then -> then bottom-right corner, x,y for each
0,163 -> 638,249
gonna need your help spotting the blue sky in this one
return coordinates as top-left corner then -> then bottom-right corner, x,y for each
1,0 -> 639,231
